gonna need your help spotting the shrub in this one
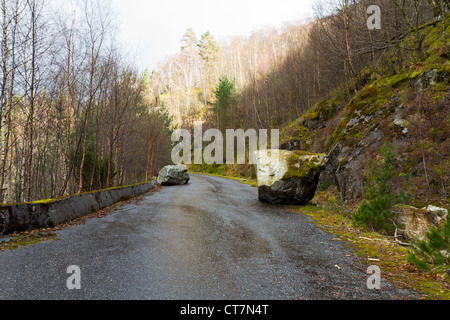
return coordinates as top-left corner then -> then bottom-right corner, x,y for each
318,175 -> 332,191
407,219 -> 450,272
353,143 -> 410,234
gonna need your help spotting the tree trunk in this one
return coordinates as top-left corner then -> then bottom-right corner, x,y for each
342,0 -> 357,79
441,0 -> 448,54
26,0 -> 36,202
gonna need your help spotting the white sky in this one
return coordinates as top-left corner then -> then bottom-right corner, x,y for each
111,0 -> 314,72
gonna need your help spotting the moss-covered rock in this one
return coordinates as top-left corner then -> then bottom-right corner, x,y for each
283,151 -> 328,180
254,149 -> 328,205
394,204 -> 448,241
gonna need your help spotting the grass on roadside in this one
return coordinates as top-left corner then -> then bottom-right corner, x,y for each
288,186 -> 450,300
0,230 -> 59,251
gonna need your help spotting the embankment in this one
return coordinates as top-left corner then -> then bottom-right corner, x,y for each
0,181 -> 156,235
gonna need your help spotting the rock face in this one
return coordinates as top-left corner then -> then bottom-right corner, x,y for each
317,144 -> 340,190
157,164 -> 190,186
395,204 -> 448,241
410,69 -> 438,90
254,149 -> 328,205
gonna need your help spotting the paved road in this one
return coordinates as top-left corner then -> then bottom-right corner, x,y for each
0,174 -> 414,300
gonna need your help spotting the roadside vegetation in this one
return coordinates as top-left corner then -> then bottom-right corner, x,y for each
188,8 -> 450,298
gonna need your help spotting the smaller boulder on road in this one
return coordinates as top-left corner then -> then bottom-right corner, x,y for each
157,164 -> 190,186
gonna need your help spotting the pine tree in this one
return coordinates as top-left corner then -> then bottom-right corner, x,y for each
353,143 -> 410,234
408,219 -> 450,272
180,28 -> 198,57
198,31 -> 219,64
214,75 -> 237,131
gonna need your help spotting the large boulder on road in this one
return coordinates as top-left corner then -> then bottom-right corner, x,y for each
157,164 -> 190,186
254,150 -> 328,205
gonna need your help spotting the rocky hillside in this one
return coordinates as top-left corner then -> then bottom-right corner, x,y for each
190,18 -> 449,210
188,19 -> 450,291
280,19 -> 449,209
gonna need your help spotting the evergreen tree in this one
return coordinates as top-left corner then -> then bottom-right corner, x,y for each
180,28 -> 198,57
214,75 -> 237,131
408,219 -> 450,272
198,31 -> 219,64
353,143 -> 410,234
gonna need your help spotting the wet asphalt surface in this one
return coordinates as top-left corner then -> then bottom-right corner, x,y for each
0,174 -> 416,300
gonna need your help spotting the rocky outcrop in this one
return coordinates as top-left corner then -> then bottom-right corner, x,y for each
317,144 -> 341,190
254,149 -> 328,205
280,140 -> 301,151
157,164 -> 190,186
410,69 -> 438,90
394,204 -> 448,241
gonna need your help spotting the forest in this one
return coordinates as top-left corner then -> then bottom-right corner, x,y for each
150,0 -> 445,133
0,0 -> 173,203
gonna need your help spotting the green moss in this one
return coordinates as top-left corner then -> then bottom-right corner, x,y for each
354,132 -> 363,139
315,99 -> 341,121
280,97 -> 343,146
422,50 -> 444,71
434,82 -> 446,91
327,83 -> 392,151
410,50 -> 448,80
282,151 -> 327,180
380,73 -> 408,88
280,121 -> 307,144
0,180 -> 155,207
422,17 -> 450,49
444,63 -> 450,74
430,80 -> 449,101
0,231 -> 59,251
410,70 -> 423,79
307,110 -> 319,120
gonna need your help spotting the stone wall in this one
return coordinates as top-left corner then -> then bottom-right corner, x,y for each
0,181 -> 156,235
